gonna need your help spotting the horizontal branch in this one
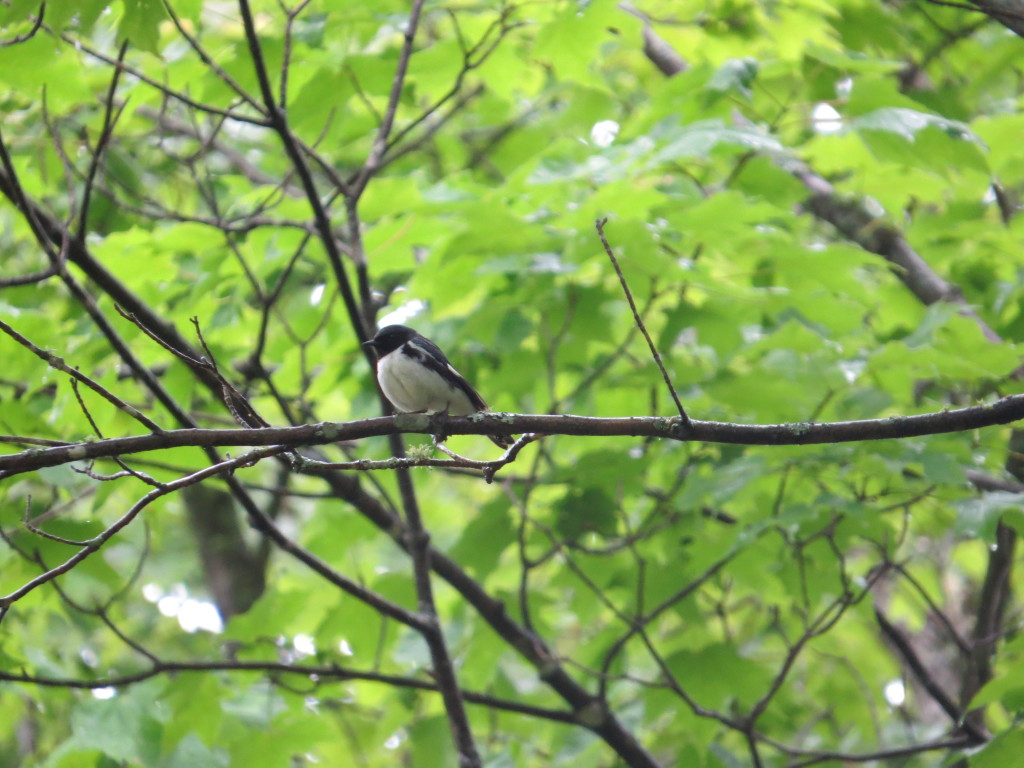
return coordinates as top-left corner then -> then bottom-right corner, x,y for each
780,735 -> 974,768
2,395 -> 1024,478
0,660 -> 578,725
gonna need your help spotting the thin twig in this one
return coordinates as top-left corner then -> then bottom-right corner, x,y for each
236,0 -> 367,343
78,40 -> 129,241
351,0 -> 428,195
0,660 -> 577,724
0,446 -> 286,610
59,32 -> 270,126
595,218 -> 691,428
0,318 -> 161,431
0,1 -> 44,47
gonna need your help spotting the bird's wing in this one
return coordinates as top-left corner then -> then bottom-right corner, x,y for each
406,337 -> 488,411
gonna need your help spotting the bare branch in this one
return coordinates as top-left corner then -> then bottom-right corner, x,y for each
4,395 -> 1024,477
0,318 -> 161,431
60,32 -> 271,126
0,661 -> 578,725
596,218 -> 691,428
351,0 -> 428,196
0,446 -> 286,611
924,0 -> 1024,37
0,1 -> 44,47
77,40 -> 129,241
874,606 -> 986,742
236,0 -> 367,346
778,735 -> 974,767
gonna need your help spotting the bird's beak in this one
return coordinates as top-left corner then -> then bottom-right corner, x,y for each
362,339 -> 376,348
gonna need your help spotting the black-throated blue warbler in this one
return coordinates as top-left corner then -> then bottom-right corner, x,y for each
363,325 -> 512,448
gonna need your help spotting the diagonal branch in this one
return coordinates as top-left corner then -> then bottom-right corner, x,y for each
350,0 -> 428,198
874,606 -> 987,742
0,319 -> 160,432
596,218 -> 691,427
0,446 -> 286,613
235,0 -> 366,345
0,2 -> 45,47
77,40 -> 129,241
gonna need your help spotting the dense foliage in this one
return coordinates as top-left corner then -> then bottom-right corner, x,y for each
2,0 -> 1024,766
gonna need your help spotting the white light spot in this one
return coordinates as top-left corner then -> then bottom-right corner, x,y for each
884,679 -> 906,707
158,595 -> 183,617
92,687 -> 117,700
838,360 -> 865,383
79,647 -> 99,668
812,103 -> 843,135
590,120 -> 620,147
836,77 -> 853,98
740,325 -> 766,343
142,583 -> 163,602
177,599 -> 224,634
379,299 -> 425,327
384,732 -> 403,749
338,639 -> 354,656
293,634 -> 316,657
310,284 -> 326,306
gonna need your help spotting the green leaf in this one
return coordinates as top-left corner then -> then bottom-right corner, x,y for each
969,669 -> 1024,710
533,0 -> 617,85
970,728 -> 1024,768
66,687 -> 163,763
918,449 -> 966,485
954,492 -> 1020,541
165,733 -> 230,768
706,58 -> 759,101
848,107 -> 989,175
647,118 -> 783,165
410,716 -> 456,768
450,500 -> 514,581
849,108 -> 977,143
665,643 -> 773,709
555,487 -> 618,540
118,0 -> 166,54
803,42 -> 904,74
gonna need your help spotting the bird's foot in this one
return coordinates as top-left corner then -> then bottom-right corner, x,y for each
430,408 -> 451,444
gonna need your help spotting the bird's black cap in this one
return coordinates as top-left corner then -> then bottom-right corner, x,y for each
363,324 -> 417,355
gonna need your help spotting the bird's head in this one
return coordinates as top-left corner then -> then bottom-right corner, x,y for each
363,324 -> 417,356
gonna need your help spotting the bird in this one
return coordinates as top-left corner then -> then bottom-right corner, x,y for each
363,324 -> 513,449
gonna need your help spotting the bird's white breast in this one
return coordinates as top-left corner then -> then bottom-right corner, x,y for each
377,349 -> 477,415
